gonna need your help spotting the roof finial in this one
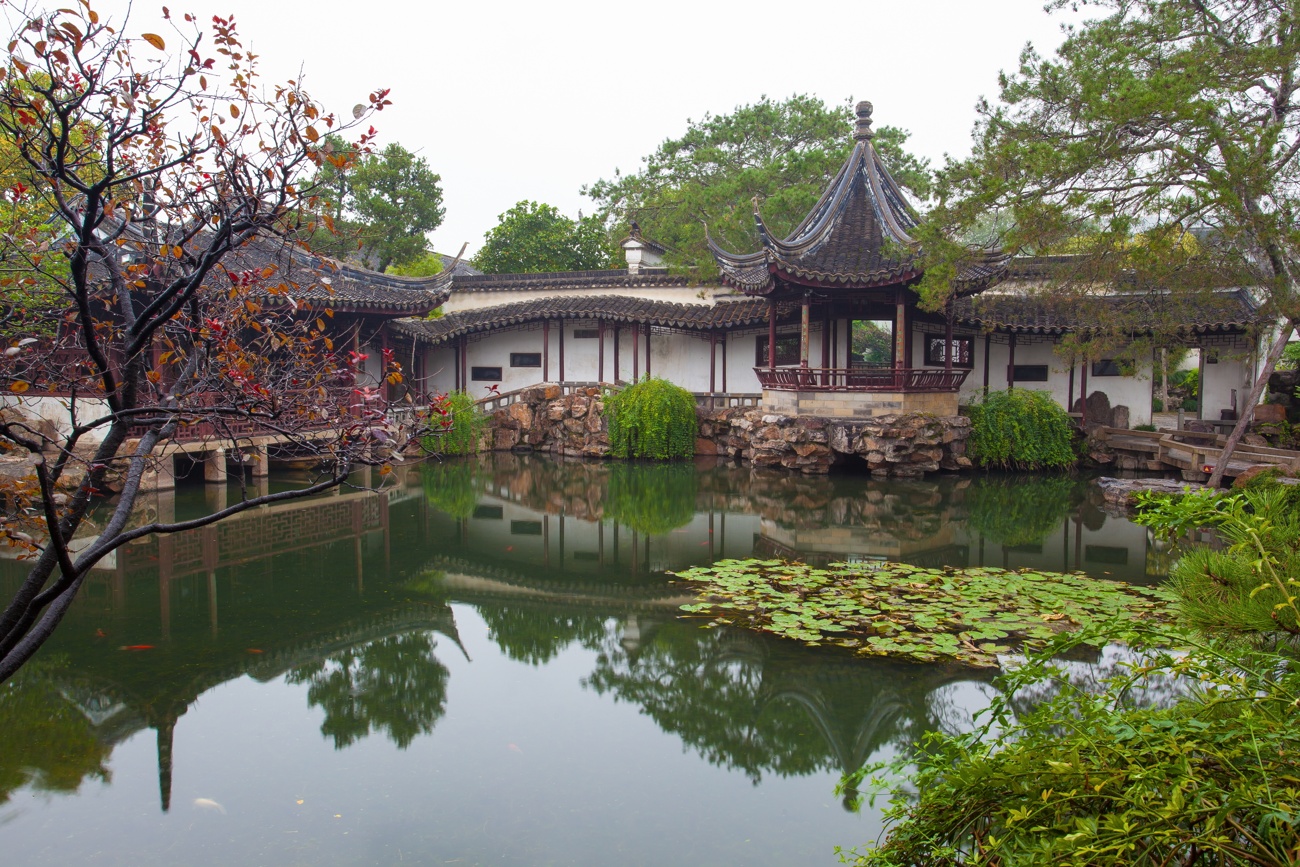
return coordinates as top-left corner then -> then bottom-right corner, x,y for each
854,100 -> 874,141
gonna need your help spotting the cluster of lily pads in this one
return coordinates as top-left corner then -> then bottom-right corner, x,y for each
673,559 -> 1178,668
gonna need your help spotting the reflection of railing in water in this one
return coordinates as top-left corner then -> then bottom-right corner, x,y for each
116,489 -> 387,580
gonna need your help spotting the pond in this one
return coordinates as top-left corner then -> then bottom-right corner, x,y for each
0,455 -> 1171,865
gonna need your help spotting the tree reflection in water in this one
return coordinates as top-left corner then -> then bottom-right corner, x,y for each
478,604 -> 607,666
0,665 -> 113,805
582,619 -> 989,801
286,631 -> 451,750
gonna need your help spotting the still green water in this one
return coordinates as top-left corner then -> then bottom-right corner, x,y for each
0,455 -> 1167,865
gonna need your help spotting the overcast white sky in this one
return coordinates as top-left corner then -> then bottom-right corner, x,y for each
90,0 -> 1081,257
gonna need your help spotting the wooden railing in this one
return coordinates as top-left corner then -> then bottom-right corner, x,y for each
753,366 -> 971,393
1099,427 -> 1300,476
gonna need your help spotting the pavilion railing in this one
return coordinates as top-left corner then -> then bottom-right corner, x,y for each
753,367 -> 970,393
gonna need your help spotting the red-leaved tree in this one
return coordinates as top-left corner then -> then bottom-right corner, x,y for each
0,2 -> 445,680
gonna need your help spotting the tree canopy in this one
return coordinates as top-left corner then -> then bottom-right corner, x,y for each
472,200 -> 617,274
919,0 -> 1300,484
583,94 -> 932,274
0,3 -> 433,681
309,138 -> 445,272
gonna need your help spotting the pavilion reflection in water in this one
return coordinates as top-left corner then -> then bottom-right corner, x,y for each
0,455 -> 1160,816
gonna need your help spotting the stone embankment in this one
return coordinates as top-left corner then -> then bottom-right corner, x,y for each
482,386 -> 973,477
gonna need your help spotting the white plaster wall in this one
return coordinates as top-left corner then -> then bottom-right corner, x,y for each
951,332 -> 1153,426
1,395 -> 113,443
1199,337 -> 1256,420
1087,353 -> 1155,426
724,332 -> 765,393
648,331 -> 713,392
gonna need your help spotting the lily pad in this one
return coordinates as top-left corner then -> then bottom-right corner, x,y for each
671,558 -> 1180,668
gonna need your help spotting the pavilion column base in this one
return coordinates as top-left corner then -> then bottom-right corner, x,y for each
761,390 -> 959,419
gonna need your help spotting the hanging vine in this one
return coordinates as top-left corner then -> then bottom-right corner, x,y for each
605,377 -> 698,460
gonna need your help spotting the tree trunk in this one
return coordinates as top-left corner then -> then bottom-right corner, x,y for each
1208,318 -> 1295,488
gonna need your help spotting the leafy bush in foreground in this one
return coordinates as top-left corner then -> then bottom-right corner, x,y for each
844,483 -> 1300,866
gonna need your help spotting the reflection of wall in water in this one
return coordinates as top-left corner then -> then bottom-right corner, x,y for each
968,506 -> 1153,584
431,493 -> 762,577
754,502 -> 1153,583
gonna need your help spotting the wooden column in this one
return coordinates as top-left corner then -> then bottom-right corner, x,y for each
1007,332 -> 1017,390
721,337 -> 728,392
452,344 -> 460,392
799,294 -> 811,368
1067,361 -> 1076,413
598,322 -> 606,383
542,320 -> 550,381
768,299 -> 778,371
943,302 -> 955,373
645,324 -> 652,377
460,339 -> 468,391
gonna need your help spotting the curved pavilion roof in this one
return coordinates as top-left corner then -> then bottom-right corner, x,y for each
709,101 -> 1008,297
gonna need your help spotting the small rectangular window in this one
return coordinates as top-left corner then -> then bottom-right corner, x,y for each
756,334 -> 801,367
472,505 -> 503,520
1091,359 -> 1128,377
573,329 -> 599,339
572,551 -> 600,561
471,366 -> 502,381
925,337 -> 973,368
1011,364 -> 1049,382
509,353 -> 541,368
510,520 -> 543,536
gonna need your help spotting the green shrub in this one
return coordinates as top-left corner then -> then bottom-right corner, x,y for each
605,377 -> 697,460
421,390 -> 485,456
1151,397 -> 1164,412
1279,340 -> 1299,370
966,389 -> 1077,470
1171,368 -> 1199,395
1133,423 -> 1157,432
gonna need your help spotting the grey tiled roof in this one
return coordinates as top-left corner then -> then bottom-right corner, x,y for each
220,239 -> 449,314
392,296 -> 772,346
953,288 -> 1260,334
442,268 -> 693,293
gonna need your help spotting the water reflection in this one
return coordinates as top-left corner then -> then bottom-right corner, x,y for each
583,620 -> 984,802
0,454 -> 1160,828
